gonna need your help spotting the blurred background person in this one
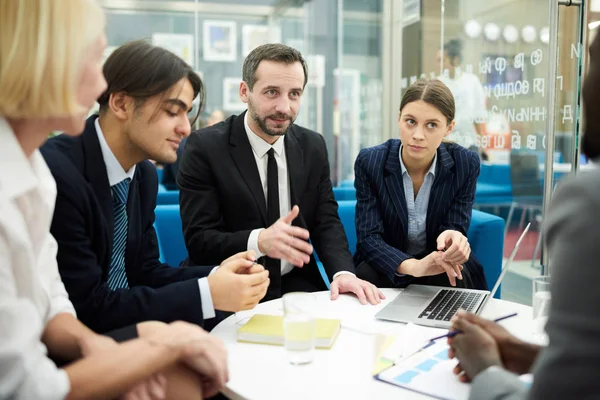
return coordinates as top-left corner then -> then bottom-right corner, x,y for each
437,38 -> 488,160
162,109 -> 226,190
207,109 -> 226,127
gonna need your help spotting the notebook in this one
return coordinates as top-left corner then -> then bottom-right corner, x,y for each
237,314 -> 341,349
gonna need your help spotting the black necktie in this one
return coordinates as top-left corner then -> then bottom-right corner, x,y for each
265,148 -> 282,299
267,148 -> 280,226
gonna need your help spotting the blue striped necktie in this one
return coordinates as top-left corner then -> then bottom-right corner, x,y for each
107,178 -> 131,290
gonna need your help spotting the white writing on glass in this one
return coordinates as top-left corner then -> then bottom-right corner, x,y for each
571,43 -> 580,60
514,53 -> 525,71
562,105 -> 573,124
527,135 -> 537,150
531,49 -> 543,66
533,78 -> 545,97
495,57 -> 507,74
511,130 -> 521,150
490,105 -> 547,122
480,57 -> 492,75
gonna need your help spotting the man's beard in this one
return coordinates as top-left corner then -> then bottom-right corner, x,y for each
248,102 -> 294,137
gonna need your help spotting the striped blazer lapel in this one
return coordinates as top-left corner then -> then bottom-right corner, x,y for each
384,141 -> 408,237
426,144 -> 455,239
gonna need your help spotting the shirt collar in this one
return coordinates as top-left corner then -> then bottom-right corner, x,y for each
244,112 -> 284,158
95,118 -> 136,187
0,117 -> 55,200
399,144 -> 437,177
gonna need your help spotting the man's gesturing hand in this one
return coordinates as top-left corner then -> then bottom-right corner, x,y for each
258,205 -> 313,267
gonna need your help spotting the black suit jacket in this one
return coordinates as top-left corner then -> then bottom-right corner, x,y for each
178,112 -> 355,297
41,116 -> 210,333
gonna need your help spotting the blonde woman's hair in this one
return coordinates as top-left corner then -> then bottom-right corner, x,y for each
0,0 -> 105,118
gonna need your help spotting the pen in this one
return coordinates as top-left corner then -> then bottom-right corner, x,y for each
428,312 -> 518,342
394,340 -> 436,364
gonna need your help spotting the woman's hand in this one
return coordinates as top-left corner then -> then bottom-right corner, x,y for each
437,230 -> 471,265
399,251 -> 463,286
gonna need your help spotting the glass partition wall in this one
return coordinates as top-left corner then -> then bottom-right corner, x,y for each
399,0 -> 588,304
99,0 -> 590,305
99,0 -> 385,184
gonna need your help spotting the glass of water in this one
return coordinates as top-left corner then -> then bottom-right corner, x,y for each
532,276 -> 551,343
283,292 -> 316,365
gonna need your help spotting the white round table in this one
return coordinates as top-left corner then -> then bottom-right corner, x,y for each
211,288 -> 536,400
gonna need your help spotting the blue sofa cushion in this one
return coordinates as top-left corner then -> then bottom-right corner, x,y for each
475,182 -> 513,205
332,187 -> 356,201
156,190 -> 179,205
468,210 -> 505,298
154,204 -> 187,266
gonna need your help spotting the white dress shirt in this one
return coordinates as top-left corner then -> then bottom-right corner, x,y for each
0,117 -> 75,399
244,113 -> 295,275
243,113 -> 353,280
94,119 -> 215,319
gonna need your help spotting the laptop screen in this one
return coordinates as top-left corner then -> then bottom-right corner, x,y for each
488,222 -> 531,299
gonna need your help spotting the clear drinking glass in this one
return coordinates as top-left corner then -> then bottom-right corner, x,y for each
532,276 -> 551,343
283,292 -> 316,365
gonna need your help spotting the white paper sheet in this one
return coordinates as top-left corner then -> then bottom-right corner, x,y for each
376,340 -> 470,400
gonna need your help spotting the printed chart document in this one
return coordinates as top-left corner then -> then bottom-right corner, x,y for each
375,340 -> 470,400
382,323 -> 444,362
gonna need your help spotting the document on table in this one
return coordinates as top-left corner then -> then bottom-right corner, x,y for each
382,323 -> 445,362
375,340 -> 470,400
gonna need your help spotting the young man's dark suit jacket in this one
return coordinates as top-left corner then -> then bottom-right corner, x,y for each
353,139 -> 488,290
178,111 -> 355,299
41,116 -> 210,334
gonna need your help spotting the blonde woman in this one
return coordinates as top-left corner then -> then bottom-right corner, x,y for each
0,1 -> 228,399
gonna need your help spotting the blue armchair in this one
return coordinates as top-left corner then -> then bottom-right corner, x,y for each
313,201 -> 356,288
468,210 -> 505,297
154,204 -> 188,266
156,190 -> 179,205
332,187 -> 356,201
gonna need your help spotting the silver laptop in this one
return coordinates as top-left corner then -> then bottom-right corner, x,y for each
375,223 -> 531,328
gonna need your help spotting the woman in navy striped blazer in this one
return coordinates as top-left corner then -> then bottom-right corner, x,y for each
353,79 -> 487,290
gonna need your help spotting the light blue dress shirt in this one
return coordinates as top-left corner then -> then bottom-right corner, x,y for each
399,145 -> 437,256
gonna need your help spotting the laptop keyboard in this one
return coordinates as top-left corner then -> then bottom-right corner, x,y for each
418,290 -> 483,322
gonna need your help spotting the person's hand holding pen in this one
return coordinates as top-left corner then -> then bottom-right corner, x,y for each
208,250 -> 270,312
446,311 -> 541,382
446,310 -> 503,382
